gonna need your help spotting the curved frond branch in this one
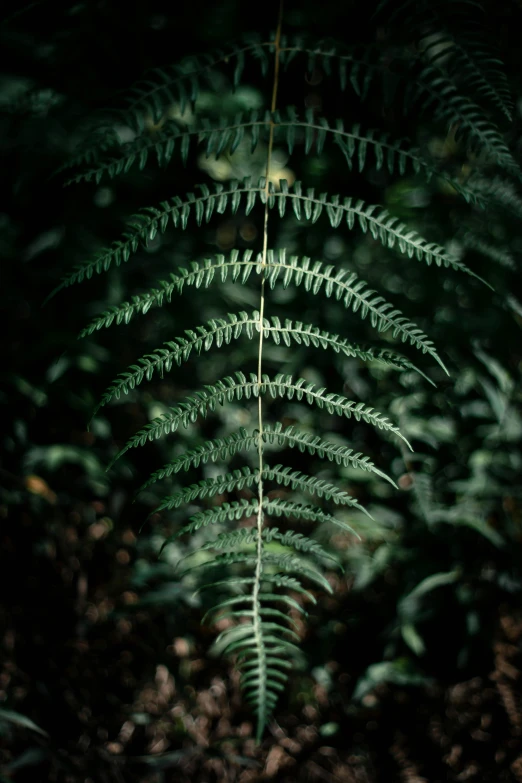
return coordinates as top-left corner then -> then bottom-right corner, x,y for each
264,464 -> 372,514
55,125 -> 121,177
465,175 -> 522,219
154,466 -> 260,513
152,462 -> 371,518
278,38 -> 386,100
139,421 -> 396,494
261,423 -> 397,487
68,106 -> 487,209
50,177 -> 486,301
79,251 -> 257,336
194,572 -> 318,604
138,428 -> 257,492
49,181 -> 262,299
419,29 -> 513,121
159,498 -> 260,549
265,250 -> 448,371
95,308 -> 435,414
109,371 -> 410,468
68,34 -> 384,160
160,490 -> 360,554
202,592 -> 306,626
63,113 -> 269,187
197,526 -> 339,566
262,526 -> 341,565
210,612 -> 296,740
94,311 -> 260,412
413,64 -> 519,177
107,371 -> 257,466
124,35 -> 273,127
376,0 -> 513,119
263,498 -> 360,537
79,250 -> 441,385
182,549 -> 333,595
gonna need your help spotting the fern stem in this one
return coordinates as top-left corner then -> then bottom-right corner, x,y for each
253,0 -> 284,742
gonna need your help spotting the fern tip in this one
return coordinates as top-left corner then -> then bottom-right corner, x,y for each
42,282 -> 65,307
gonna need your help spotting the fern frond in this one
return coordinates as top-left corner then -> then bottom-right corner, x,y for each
377,0 -> 513,122
137,427 -> 257,494
65,106 -> 485,208
159,498 -> 259,546
194,572 -> 317,605
265,250 -> 448,370
466,175 -> 522,219
188,504 -> 344,743
54,124 -> 120,176
139,423 -> 395,494
414,65 -> 519,177
138,428 -> 257,491
278,37 -> 387,100
198,527 -> 340,569
263,464 -> 370,509
458,231 -> 515,270
108,371 -> 254,463
206,604 -> 300,632
161,481 -> 364,550
153,466 -> 259,512
202,592 -> 308,626
261,423 -> 397,486
95,308 -> 435,412
109,371 -> 410,466
91,35 -> 382,139
211,614 -> 297,741
95,311 -> 260,410
419,29 -> 513,122
78,250 -> 257,336
116,34 -> 271,131
184,549 -> 333,594
58,32 -> 382,172
51,177 -> 484,301
53,2 -> 509,740
263,498 -> 360,536
258,501 -> 355,536
80,251 -> 443,381
153,463 -> 370,518
63,111 -> 265,186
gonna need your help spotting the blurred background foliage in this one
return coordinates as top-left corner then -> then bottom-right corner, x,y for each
1,0 -> 522,780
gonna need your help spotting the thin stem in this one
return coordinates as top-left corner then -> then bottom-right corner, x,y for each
253,0 -> 284,741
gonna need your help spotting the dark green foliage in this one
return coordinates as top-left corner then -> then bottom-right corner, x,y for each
48,0 -> 521,744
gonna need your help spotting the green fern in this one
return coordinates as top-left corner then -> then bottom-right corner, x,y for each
50,0 -> 518,741
377,0 -> 513,121
50,176 -> 488,301
418,29 -> 513,121
62,107 -> 489,208
412,64 -> 519,176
